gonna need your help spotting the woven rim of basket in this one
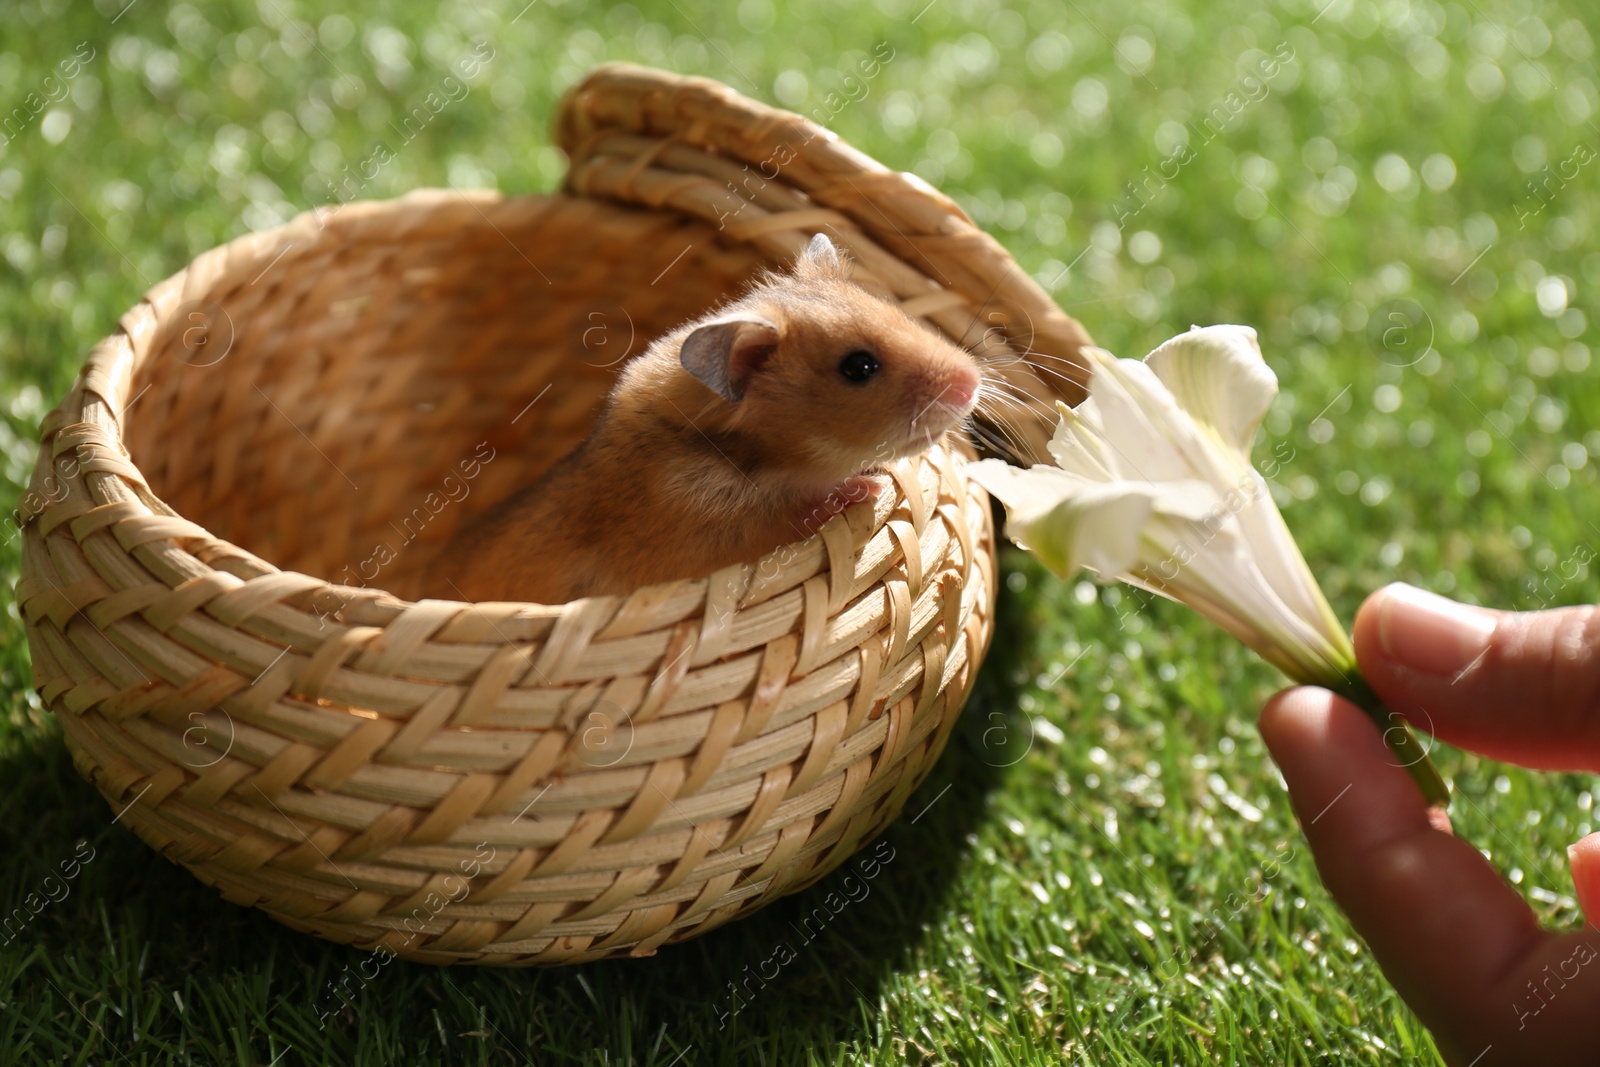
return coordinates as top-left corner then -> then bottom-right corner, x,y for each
10,63 -> 1088,966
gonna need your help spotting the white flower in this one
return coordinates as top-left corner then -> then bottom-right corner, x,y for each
969,324 -> 1355,686
969,323 -> 1448,804
960,326 -> 1452,809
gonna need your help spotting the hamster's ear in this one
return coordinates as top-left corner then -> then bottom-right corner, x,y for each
795,232 -> 849,280
679,314 -> 780,402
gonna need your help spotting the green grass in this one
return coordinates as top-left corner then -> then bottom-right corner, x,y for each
2,0 -> 1598,1063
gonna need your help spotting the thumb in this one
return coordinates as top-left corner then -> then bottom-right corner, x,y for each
1353,583 -> 1600,772
1573,832 -> 1600,929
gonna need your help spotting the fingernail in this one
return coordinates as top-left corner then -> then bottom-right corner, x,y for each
1375,582 -> 1498,679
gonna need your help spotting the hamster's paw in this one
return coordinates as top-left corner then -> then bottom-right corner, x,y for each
797,475 -> 887,535
834,473 -> 887,508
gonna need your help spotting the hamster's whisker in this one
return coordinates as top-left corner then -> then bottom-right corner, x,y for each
976,361 -> 1079,407
973,380 -> 1045,424
979,410 -> 1032,448
972,397 -> 1032,430
979,414 -> 1029,459
974,376 -> 1039,407
969,380 -> 1046,463
972,376 -> 1024,405
963,419 -> 1026,464
974,342 -> 1092,382
1003,343 -> 1089,371
978,347 -> 1089,393
963,418 -> 1006,450
1011,347 -> 1092,386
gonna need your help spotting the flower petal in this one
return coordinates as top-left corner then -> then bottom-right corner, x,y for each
1132,511 -> 1347,682
1071,348 -> 1200,483
1046,398 -> 1117,481
1008,482 -> 1164,580
1144,325 -> 1278,461
966,459 -> 1090,525
1143,478 -> 1222,524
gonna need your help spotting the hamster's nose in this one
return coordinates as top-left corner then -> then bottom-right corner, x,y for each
942,366 -> 980,411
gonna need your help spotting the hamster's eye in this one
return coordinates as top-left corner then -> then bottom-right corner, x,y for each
838,349 -> 879,383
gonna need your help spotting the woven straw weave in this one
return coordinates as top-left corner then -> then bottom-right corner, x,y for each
14,64 -> 1094,965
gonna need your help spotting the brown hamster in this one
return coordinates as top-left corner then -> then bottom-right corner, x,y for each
441,233 -> 981,604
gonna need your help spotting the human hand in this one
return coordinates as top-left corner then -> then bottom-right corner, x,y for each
1258,582 -> 1600,1066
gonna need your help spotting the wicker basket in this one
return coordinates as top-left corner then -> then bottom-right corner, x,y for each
14,64 -> 1094,965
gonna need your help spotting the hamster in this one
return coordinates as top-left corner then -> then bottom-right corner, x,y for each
441,233 -> 982,604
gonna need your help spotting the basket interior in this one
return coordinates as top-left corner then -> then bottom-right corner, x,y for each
122,194 -> 771,601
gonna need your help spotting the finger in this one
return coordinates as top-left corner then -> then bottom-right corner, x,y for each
1571,832 -> 1600,928
1353,583 -> 1600,772
1259,687 -> 1544,1017
1260,688 -> 1600,1064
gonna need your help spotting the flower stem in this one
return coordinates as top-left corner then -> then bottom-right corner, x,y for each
1329,673 -> 1451,809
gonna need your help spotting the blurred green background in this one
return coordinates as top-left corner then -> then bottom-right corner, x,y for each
2,0 -> 1597,1063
